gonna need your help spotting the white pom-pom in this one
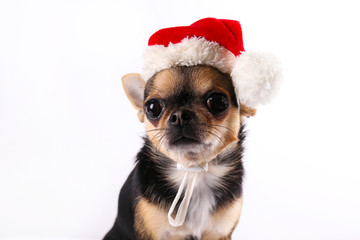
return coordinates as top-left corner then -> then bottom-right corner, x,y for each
231,51 -> 283,108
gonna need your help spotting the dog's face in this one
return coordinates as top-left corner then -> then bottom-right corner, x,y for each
122,65 -> 255,166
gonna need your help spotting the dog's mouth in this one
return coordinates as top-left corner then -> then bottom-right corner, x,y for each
166,124 -> 203,147
164,130 -> 216,162
170,136 -> 200,146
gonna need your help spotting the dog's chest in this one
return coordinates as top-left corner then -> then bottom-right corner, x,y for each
185,173 -> 216,235
164,165 -> 230,238
136,163 -> 242,239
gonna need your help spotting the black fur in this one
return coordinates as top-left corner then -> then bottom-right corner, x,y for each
103,125 -> 245,240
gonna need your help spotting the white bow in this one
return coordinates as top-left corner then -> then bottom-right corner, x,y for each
167,162 -> 209,227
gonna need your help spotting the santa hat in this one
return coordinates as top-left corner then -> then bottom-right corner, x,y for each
141,18 -> 282,108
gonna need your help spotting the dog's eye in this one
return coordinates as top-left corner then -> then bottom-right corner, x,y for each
145,99 -> 164,120
206,93 -> 229,115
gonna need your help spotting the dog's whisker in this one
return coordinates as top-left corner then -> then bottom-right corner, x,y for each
212,126 -> 238,142
212,124 -> 238,136
198,123 -> 238,142
207,130 -> 225,145
145,128 -> 168,133
150,131 -> 163,143
154,136 -> 163,153
156,133 -> 167,154
200,123 -> 237,137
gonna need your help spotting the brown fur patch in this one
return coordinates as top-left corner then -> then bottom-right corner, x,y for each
135,197 -> 169,240
240,104 -> 257,118
206,197 -> 243,239
147,69 -> 179,100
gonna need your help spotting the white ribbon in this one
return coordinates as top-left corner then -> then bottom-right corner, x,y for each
168,162 -> 209,227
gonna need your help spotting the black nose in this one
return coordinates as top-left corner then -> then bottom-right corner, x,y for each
169,110 -> 194,127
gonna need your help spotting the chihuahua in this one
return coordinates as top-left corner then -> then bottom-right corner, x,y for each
103,65 -> 256,240
103,17 -> 282,240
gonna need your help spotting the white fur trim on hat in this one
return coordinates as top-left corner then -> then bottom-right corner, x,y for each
141,37 -> 235,81
231,51 -> 283,108
141,37 -> 282,108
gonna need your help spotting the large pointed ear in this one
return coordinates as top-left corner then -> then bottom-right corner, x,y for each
122,73 -> 145,122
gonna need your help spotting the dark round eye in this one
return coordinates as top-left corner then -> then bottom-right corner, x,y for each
145,99 -> 164,120
206,93 -> 229,115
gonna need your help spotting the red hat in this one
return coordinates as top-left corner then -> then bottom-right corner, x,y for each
141,18 -> 282,108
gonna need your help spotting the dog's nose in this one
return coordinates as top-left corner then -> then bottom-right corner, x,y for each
169,110 -> 194,127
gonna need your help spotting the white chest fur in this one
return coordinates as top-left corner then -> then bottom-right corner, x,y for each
165,164 -> 232,239
185,172 -> 216,237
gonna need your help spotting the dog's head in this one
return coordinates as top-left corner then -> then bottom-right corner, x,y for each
122,65 -> 256,166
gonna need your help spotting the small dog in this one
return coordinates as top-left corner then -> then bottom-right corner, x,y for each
104,65 -> 256,240
104,18 -> 281,240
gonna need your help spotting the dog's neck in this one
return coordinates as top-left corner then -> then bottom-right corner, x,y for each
135,126 -> 244,236
136,125 -> 245,210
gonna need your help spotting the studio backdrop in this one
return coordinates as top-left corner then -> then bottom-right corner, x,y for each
0,0 -> 359,239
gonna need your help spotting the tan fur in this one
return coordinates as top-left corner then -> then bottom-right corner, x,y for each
135,197 -> 242,240
148,70 -> 179,100
135,197 -> 168,240
207,197 -> 243,238
240,104 -> 257,118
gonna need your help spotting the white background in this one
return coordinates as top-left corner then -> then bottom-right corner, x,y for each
1,0 -> 360,239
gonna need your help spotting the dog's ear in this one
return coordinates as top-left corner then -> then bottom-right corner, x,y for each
240,104 -> 257,118
122,73 -> 145,122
